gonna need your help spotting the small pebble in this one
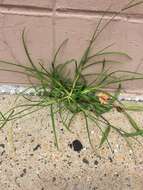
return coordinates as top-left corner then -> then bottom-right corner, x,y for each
69,140 -> 83,152
82,158 -> 89,165
94,160 -> 98,165
33,144 -> 41,151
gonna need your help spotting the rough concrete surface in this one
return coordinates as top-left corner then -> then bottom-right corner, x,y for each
0,1 -> 142,92
0,95 -> 143,190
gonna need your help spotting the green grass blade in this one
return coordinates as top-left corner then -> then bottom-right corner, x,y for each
109,83 -> 121,104
85,112 -> 114,153
0,112 -> 6,120
58,105 -> 73,133
77,6 -> 112,72
123,112 -> 140,131
124,136 -> 137,163
123,0 -> 143,11
0,68 -> 34,77
99,125 -> 111,147
22,29 -> 36,69
14,86 -> 37,104
94,0 -> 143,43
83,111 -> 93,148
0,60 -> 35,72
124,130 -> 143,137
52,39 -> 68,69
22,29 -> 49,85
0,110 -> 14,129
83,60 -> 124,70
124,104 -> 143,111
38,62 -> 51,76
50,105 -> 59,149
56,59 -> 77,73
88,51 -> 131,61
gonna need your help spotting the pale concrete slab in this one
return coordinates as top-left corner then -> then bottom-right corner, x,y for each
0,95 -> 143,190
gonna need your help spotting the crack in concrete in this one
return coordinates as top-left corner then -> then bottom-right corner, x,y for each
0,84 -> 142,102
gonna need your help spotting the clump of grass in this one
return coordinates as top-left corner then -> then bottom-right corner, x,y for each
0,0 -> 143,151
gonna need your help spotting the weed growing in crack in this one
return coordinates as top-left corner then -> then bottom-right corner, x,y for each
0,1 -> 143,154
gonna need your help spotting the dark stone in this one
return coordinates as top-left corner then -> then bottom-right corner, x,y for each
0,144 -> 5,148
94,160 -> 98,165
114,173 -> 119,177
23,169 -> 26,173
20,169 -> 27,177
92,187 -> 98,190
108,156 -> 113,162
33,144 -> 41,151
116,106 -> 124,112
52,177 -> 56,182
1,150 -> 5,156
68,161 -> 72,166
69,140 -> 83,152
82,158 -> 89,165
69,143 -> 72,149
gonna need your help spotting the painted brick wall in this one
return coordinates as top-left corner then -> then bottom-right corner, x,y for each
0,1 -> 143,92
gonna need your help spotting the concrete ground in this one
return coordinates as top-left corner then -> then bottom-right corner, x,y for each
0,95 -> 143,190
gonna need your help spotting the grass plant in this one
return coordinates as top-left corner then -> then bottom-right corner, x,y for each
0,0 -> 143,151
